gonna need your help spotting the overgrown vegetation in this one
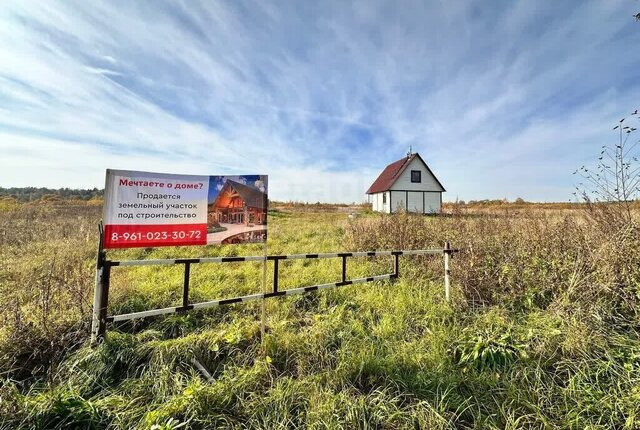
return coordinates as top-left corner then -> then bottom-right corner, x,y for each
1,199 -> 639,429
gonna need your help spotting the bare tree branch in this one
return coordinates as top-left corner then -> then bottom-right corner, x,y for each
575,109 -> 639,226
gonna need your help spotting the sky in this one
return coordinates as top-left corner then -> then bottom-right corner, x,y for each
1,1 -> 639,203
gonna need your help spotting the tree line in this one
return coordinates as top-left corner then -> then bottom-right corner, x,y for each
0,187 -> 103,202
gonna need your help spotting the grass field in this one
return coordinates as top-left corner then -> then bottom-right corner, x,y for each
1,200 -> 639,429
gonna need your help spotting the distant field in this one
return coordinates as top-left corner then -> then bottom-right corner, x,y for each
1,200 -> 639,429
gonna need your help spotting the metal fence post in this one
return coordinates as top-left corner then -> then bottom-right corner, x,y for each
91,223 -> 105,345
97,262 -> 111,341
341,255 -> 347,283
393,252 -> 400,279
260,241 -> 269,346
273,258 -> 279,293
181,262 -> 191,311
444,242 -> 451,301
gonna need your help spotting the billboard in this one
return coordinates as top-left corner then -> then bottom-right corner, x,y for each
102,169 -> 267,249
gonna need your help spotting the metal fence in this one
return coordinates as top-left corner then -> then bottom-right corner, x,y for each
91,226 -> 457,343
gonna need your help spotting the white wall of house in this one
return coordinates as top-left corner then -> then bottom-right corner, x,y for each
370,191 -> 441,214
390,191 -> 406,213
387,190 -> 441,214
370,192 -> 391,213
371,193 -> 379,211
407,191 -> 423,212
389,157 -> 444,192
424,192 -> 441,213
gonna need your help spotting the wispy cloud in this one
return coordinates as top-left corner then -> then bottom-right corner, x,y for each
1,0 -> 639,202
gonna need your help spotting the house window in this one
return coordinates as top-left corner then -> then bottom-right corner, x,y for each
382,193 -> 387,204
411,170 -> 421,183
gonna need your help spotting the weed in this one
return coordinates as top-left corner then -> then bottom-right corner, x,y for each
1,203 -> 639,428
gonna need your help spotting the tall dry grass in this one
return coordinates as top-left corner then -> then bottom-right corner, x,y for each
1,202 -> 639,429
346,207 -> 640,325
0,203 -> 99,383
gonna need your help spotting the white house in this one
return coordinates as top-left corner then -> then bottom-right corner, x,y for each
366,152 -> 445,214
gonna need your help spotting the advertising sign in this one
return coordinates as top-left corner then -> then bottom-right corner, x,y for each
103,169 -> 268,249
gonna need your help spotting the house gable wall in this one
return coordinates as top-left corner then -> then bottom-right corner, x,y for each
389,157 -> 444,192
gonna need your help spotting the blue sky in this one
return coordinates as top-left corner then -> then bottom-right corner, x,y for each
0,1 -> 639,202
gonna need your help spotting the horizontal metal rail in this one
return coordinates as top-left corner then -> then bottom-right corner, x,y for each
108,273 -> 394,322
93,246 -> 458,342
108,249 -> 446,267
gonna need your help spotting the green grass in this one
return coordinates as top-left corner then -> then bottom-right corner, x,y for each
1,203 -> 639,429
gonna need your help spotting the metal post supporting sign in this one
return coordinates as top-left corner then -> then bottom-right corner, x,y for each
91,223 -> 106,343
261,239 -> 268,343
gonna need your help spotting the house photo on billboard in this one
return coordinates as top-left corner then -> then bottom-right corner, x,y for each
207,176 -> 268,244
367,152 -> 445,214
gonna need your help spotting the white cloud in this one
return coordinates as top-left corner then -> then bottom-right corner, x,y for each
0,0 -> 639,202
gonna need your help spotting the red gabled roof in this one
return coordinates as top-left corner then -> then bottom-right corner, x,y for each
366,154 -> 416,194
366,153 -> 445,194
